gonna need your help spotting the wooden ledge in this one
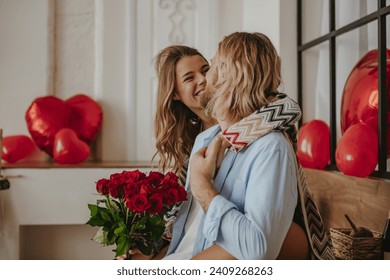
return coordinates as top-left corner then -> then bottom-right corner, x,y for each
2,161 -> 155,169
303,168 -> 390,232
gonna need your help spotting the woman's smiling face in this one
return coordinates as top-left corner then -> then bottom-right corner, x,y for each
174,55 -> 210,113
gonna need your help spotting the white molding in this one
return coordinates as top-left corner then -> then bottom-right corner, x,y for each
126,0 -> 138,160
94,0 -> 103,101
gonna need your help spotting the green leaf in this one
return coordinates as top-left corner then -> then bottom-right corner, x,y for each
88,204 -> 99,216
114,225 -> 125,235
148,215 -> 163,225
106,231 -> 117,245
100,210 -> 111,221
86,216 -> 106,227
91,227 -> 113,246
115,235 -> 130,257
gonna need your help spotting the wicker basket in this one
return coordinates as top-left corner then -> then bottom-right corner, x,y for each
330,228 -> 383,260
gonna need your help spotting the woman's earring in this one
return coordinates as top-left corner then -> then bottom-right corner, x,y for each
173,93 -> 180,101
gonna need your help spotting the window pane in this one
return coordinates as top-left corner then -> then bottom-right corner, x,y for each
302,0 -> 329,44
301,42 -> 330,124
336,21 -> 380,173
335,0 -> 377,29
336,20 -> 378,137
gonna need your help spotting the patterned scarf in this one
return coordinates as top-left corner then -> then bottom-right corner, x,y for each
221,93 -> 335,260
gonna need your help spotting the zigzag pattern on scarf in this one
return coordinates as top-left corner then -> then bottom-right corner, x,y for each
222,97 -> 301,152
297,165 -> 335,260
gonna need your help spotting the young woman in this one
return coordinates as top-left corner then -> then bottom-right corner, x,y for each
153,45 -> 217,185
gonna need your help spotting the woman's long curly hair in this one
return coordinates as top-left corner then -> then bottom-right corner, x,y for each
153,45 -> 208,177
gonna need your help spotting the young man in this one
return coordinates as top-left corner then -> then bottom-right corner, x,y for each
164,32 -> 333,260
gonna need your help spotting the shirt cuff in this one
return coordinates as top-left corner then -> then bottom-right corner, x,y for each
203,194 -> 237,242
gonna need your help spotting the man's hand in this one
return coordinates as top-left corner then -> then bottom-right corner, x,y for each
190,135 -> 229,212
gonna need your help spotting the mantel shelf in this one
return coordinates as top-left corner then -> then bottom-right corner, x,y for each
2,161 -> 156,169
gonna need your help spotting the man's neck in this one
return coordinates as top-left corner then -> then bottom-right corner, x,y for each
199,114 -> 218,131
219,118 -> 240,131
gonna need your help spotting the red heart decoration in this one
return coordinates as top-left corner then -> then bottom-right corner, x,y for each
336,123 -> 378,178
340,49 -> 390,156
25,94 -> 102,157
66,94 -> 103,145
53,128 -> 90,164
1,135 -> 36,163
296,120 -> 330,170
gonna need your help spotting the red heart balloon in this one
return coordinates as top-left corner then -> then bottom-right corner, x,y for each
65,94 -> 103,144
340,49 -> 390,156
296,120 -> 330,170
336,123 -> 378,178
25,94 -> 102,157
53,128 -> 90,164
1,135 -> 36,163
25,96 -> 73,156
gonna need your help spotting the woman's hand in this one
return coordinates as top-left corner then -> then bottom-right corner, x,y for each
114,245 -> 169,260
114,249 -> 154,260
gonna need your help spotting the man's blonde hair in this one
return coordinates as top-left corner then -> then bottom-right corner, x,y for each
206,32 -> 282,121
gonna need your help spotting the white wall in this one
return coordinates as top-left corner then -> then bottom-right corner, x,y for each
0,0 -> 52,137
242,0 -> 297,100
0,0 -> 297,163
0,0 -> 298,259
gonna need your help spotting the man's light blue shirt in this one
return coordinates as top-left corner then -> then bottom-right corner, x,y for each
167,124 -> 298,259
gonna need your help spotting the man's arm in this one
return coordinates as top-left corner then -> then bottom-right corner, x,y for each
191,244 -> 236,260
191,134 -> 298,259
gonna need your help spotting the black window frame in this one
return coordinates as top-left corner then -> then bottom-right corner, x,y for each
297,0 -> 390,179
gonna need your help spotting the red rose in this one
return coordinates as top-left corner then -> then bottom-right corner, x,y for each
126,193 -> 150,213
109,172 -> 124,185
160,174 -> 181,191
123,182 -> 140,198
108,180 -> 124,198
164,187 -> 180,205
147,193 -> 164,214
139,180 -> 154,195
163,172 -> 179,183
147,171 -> 165,186
96,178 -> 110,195
121,170 -> 146,183
177,185 -> 187,202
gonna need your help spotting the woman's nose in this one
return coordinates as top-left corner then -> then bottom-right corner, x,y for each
198,74 -> 206,85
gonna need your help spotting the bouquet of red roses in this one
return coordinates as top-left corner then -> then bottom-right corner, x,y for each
87,169 -> 187,258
